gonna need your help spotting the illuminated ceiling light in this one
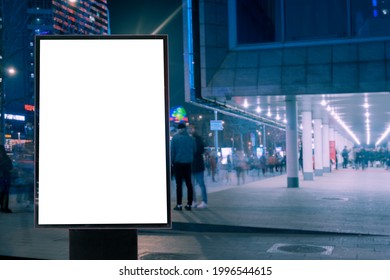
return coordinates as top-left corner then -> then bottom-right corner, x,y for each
321,99 -> 327,106
283,114 -> 287,123
326,105 -> 331,111
243,99 -> 249,108
276,113 -> 281,121
329,107 -> 360,145
375,125 -> 390,146
267,107 -> 272,117
364,96 -> 371,145
256,105 -> 261,113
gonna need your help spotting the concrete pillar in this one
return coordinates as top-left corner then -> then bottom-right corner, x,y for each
313,119 -> 323,176
313,105 -> 323,176
322,114 -> 330,173
301,97 -> 314,180
286,97 -> 299,188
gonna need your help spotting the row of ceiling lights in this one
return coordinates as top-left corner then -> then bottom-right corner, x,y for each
364,96 -> 371,146
320,97 -> 361,145
242,97 -> 361,144
241,95 -> 390,147
241,96 -> 388,147
243,98 -> 287,124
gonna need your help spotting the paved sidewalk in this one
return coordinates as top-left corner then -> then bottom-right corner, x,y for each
173,168 -> 390,235
0,168 -> 390,260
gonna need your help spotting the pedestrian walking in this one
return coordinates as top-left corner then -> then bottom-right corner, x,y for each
0,145 -> 13,213
225,154 -> 233,184
189,124 -> 208,209
171,123 -> 196,211
342,146 -> 349,168
209,150 -> 217,182
259,153 -> 267,176
233,150 -> 246,185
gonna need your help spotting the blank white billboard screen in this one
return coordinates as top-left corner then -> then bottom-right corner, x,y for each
36,36 -> 170,228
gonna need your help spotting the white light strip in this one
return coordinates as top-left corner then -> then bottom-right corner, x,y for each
364,96 -> 371,146
324,96 -> 361,145
329,109 -> 360,145
243,98 -> 249,108
375,125 -> 390,146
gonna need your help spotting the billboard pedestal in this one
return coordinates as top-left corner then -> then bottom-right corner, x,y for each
69,229 -> 138,260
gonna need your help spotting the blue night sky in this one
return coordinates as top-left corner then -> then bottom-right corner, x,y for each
107,0 -> 186,107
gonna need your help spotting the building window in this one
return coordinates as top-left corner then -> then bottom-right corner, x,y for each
284,0 -> 347,41
351,0 -> 390,37
234,0 -> 390,46
236,0 -> 278,44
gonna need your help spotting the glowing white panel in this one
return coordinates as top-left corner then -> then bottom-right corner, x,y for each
36,35 -> 170,228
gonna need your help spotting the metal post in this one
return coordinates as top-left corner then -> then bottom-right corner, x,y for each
286,97 -> 299,188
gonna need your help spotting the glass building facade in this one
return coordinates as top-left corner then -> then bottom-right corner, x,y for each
236,0 -> 390,45
53,0 -> 110,34
0,0 -> 111,144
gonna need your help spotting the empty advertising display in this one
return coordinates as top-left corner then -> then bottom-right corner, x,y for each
35,35 -> 170,228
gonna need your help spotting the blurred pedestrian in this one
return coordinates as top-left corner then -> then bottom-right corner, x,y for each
171,123 -> 196,211
259,153 -> 267,176
342,146 -> 349,168
225,154 -> 233,184
299,146 -> 303,171
189,124 -> 207,209
233,150 -> 246,185
268,154 -> 278,173
0,145 -> 13,213
209,150 -> 217,182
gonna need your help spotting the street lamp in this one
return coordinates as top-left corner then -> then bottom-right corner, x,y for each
6,67 -> 16,76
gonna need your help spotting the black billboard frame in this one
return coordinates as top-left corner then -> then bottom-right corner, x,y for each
34,34 -> 171,230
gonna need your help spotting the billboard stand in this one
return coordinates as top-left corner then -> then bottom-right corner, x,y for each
35,36 -> 170,260
69,229 -> 138,260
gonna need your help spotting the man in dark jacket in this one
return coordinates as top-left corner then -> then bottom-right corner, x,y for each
171,123 -> 196,211
189,124 -> 207,208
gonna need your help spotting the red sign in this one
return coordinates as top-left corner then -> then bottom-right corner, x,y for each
25,104 -> 35,111
329,141 -> 336,163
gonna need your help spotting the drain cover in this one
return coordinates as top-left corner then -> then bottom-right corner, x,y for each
321,197 -> 348,201
267,243 -> 334,255
278,245 -> 326,253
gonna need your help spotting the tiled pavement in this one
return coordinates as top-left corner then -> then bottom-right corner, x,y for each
1,167 -> 390,260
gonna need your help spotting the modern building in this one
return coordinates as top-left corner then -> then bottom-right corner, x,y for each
0,0 -> 110,146
52,0 -> 110,34
183,0 -> 390,187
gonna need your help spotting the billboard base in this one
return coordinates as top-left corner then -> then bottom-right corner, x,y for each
69,229 -> 138,260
